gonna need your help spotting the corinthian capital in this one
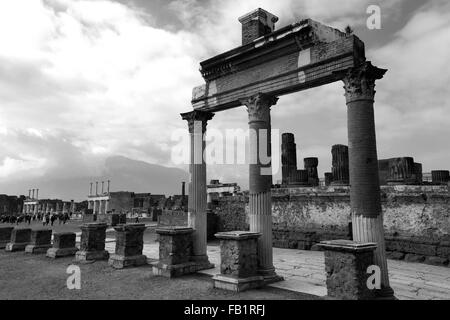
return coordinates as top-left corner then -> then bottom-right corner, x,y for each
338,61 -> 387,103
180,110 -> 215,133
240,93 -> 278,123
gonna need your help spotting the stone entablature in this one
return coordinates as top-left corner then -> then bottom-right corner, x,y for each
192,20 -> 364,112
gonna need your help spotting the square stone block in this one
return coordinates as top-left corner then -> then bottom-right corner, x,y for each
53,232 -> 76,249
47,247 -> 78,259
215,231 -> 260,278
156,227 -> 193,265
114,223 -> 146,257
25,229 -> 52,253
79,223 -> 107,252
319,240 -> 377,300
5,228 -> 32,252
75,223 -> 109,261
0,227 -> 13,249
152,227 -> 213,277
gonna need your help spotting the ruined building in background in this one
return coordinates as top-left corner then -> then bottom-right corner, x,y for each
378,157 -> 423,185
281,133 -> 318,187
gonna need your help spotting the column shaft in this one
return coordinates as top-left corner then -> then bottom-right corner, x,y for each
181,110 -> 214,265
241,93 -> 279,279
341,61 -> 393,297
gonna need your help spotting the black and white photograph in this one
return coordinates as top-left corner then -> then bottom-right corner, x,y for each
0,0 -> 449,310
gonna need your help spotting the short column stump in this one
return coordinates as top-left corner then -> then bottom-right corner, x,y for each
213,231 -> 264,292
75,223 -> 109,261
5,228 -> 32,252
152,227 -> 202,277
25,229 -> 52,254
318,240 -> 378,300
109,223 -> 147,269
47,232 -> 78,258
0,227 -> 14,249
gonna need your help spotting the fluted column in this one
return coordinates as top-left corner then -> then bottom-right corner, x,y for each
339,61 -> 394,298
331,144 -> 349,185
181,110 -> 214,266
241,93 -> 281,282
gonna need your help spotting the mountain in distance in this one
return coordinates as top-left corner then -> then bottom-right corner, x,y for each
0,156 -> 189,202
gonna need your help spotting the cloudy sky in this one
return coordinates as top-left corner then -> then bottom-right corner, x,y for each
0,0 -> 449,194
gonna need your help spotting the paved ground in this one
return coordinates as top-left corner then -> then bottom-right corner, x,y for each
2,221 -> 449,300
107,227 -> 450,300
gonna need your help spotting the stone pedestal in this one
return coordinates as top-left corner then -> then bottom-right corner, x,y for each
5,228 -> 32,252
47,232 -> 78,258
324,172 -> 333,186
319,240 -> 377,300
152,227 -> 206,277
0,227 -> 14,249
75,223 -> 109,261
213,231 -> 264,292
25,229 -> 52,254
109,224 -> 147,269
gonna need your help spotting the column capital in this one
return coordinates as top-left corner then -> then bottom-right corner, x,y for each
241,93 -> 278,123
181,110 -> 215,133
337,61 -> 387,103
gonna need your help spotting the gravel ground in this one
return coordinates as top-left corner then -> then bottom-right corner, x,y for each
0,250 -> 319,300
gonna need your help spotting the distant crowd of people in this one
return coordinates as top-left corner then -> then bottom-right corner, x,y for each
0,212 -> 71,226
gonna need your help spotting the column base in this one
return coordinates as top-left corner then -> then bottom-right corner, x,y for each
258,267 -> 284,284
108,254 -> 147,269
5,242 -> 29,252
374,286 -> 397,300
75,250 -> 109,262
190,254 -> 215,270
213,274 -> 264,292
25,244 -> 52,254
46,247 -> 78,259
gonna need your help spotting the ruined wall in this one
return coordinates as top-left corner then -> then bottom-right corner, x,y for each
213,185 -> 450,267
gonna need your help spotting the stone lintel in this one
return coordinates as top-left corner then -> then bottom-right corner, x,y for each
215,231 -> 261,241
318,240 -> 377,253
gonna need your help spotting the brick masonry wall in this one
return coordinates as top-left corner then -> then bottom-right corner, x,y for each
213,185 -> 450,267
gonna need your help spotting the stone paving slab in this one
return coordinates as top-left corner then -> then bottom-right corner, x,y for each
101,240 -> 450,300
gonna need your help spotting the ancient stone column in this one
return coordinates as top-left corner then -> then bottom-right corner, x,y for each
339,61 -> 394,298
331,145 -> 349,185
304,157 -> 319,186
240,93 -> 281,283
324,172 -> 333,186
432,170 -> 450,185
281,133 -> 297,185
180,110 -> 214,269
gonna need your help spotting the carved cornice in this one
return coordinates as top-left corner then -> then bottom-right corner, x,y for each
338,61 -> 387,103
240,93 -> 278,124
180,110 -> 215,133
